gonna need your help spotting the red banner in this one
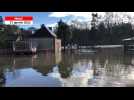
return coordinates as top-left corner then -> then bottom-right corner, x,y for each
5,16 -> 33,21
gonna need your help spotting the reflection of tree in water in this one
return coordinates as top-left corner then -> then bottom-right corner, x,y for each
58,63 -> 73,78
58,52 -> 74,78
0,68 -> 5,87
31,53 -> 61,75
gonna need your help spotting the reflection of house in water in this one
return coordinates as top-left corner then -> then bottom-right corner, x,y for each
5,67 -> 62,87
32,52 -> 62,66
43,60 -> 94,87
41,60 -> 94,87
10,56 -> 32,69
32,52 -> 62,75
10,52 -> 62,75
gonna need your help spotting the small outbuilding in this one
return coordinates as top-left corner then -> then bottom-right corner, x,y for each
13,24 -> 61,53
122,37 -> 134,53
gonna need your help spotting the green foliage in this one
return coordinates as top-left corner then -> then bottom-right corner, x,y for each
55,19 -> 71,50
55,20 -> 134,46
0,25 -> 19,48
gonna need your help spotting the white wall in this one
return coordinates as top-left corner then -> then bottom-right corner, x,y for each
30,38 -> 54,50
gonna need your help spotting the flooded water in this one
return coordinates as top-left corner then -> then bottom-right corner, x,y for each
1,48 -> 134,87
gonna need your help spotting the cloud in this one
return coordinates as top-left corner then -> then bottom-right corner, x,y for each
49,12 -> 105,17
49,12 -> 105,21
49,12 -> 90,18
48,12 -> 105,27
49,12 -> 134,25
46,23 -> 58,27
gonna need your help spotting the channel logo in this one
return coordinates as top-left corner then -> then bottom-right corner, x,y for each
4,16 -> 33,25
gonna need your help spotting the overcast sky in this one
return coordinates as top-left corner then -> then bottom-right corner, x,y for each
0,12 -> 134,29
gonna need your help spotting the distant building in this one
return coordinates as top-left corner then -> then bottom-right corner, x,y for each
13,24 -> 61,53
122,37 -> 134,53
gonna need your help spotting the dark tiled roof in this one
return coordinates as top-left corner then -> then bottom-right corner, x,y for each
31,25 -> 57,38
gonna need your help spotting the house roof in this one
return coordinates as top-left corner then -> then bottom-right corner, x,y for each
31,25 -> 57,38
122,37 -> 134,41
6,34 -> 17,41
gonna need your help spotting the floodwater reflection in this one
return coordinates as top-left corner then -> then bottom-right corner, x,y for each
1,48 -> 134,87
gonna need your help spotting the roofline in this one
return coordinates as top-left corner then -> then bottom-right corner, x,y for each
122,37 -> 134,41
45,26 -> 57,38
